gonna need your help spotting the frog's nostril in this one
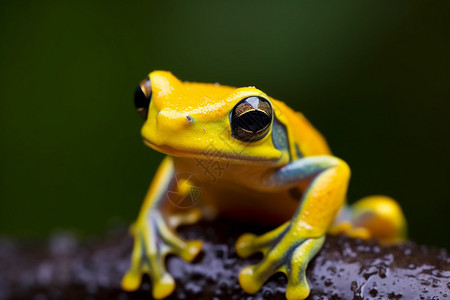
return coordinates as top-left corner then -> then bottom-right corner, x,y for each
186,115 -> 194,123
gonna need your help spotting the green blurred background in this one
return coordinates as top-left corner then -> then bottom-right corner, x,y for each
0,0 -> 449,248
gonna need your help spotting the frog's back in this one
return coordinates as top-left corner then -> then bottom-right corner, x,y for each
271,99 -> 332,158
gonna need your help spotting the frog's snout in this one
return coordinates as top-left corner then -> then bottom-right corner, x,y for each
156,110 -> 194,133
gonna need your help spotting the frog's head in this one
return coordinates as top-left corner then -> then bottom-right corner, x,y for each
134,71 -> 289,165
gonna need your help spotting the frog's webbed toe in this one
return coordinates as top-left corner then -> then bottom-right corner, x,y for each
122,209 -> 203,299
236,223 -> 325,300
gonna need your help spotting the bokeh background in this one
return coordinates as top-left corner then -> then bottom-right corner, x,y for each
1,1 -> 449,248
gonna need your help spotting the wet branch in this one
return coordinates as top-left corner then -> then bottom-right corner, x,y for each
0,220 -> 448,299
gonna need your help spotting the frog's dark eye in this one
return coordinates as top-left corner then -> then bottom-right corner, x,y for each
231,96 -> 273,142
134,77 -> 152,119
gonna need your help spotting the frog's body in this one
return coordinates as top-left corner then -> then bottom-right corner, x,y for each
122,71 -> 406,300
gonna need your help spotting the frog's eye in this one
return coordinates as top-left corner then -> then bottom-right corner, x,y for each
231,96 -> 273,142
134,77 -> 152,119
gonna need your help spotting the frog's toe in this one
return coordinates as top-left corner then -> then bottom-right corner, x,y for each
181,240 -> 203,262
286,279 -> 310,300
167,207 -> 203,228
121,232 -> 146,291
238,247 -> 288,294
284,236 -> 325,300
152,273 -> 175,299
121,269 -> 142,291
239,264 -> 268,294
235,233 -> 259,257
237,229 -> 325,300
122,212 -> 203,297
237,228 -> 287,294
236,222 -> 289,258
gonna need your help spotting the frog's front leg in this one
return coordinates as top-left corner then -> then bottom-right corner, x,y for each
121,157 -> 203,299
236,155 -> 350,300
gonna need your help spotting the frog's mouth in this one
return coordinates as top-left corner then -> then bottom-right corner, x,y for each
143,138 -> 282,165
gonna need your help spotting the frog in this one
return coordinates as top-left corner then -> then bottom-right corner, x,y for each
121,71 -> 407,300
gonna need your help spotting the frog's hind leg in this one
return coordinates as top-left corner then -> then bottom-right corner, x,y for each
329,195 -> 407,245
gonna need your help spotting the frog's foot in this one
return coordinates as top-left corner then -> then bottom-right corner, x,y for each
236,224 -> 325,300
328,220 -> 372,240
122,209 -> 203,299
330,196 -> 407,245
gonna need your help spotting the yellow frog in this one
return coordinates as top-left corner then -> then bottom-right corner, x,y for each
121,71 -> 406,300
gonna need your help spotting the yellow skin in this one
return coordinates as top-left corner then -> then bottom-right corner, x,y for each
122,71 -> 407,300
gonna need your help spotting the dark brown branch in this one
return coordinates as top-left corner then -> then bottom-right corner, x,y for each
0,220 -> 448,299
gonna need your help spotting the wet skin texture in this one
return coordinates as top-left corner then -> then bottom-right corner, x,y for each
123,71 -> 408,299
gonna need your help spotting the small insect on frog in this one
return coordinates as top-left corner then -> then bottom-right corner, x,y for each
122,71 -> 407,300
